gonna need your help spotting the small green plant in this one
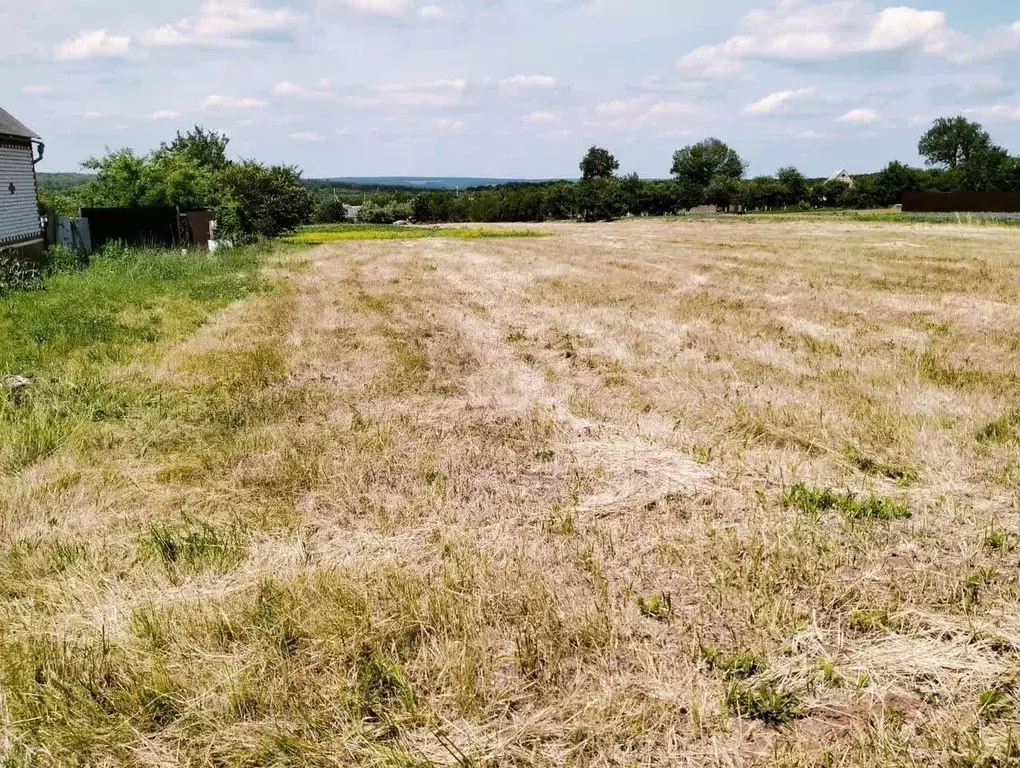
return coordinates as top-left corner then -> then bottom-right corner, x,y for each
817,656 -> 843,686
848,606 -> 892,632
638,593 -> 672,621
781,483 -> 910,521
534,449 -> 555,462
702,646 -> 765,679
984,528 -> 1016,553
506,326 -> 528,343
694,445 -> 713,465
965,567 -> 998,606
849,495 -> 910,520
979,688 -> 1014,722
782,483 -> 840,514
545,509 -> 575,536
725,681 -> 803,725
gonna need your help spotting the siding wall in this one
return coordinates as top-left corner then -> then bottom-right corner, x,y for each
0,140 -> 42,247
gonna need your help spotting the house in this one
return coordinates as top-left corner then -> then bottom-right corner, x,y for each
344,204 -> 362,221
826,169 -> 855,186
0,107 -> 44,259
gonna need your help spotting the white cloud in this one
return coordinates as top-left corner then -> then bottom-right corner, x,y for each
594,96 -> 697,124
141,0 -> 302,48
203,94 -> 268,110
795,129 -> 826,140
290,131 -> 325,141
55,29 -> 130,60
645,100 -> 697,117
942,20 -> 1020,62
838,107 -> 881,124
22,84 -> 52,95
352,78 -> 466,108
594,98 -> 645,116
419,4 -> 446,19
151,110 -> 180,120
743,87 -> 817,116
678,1 -> 948,77
342,0 -> 408,15
522,111 -> 557,123
965,104 -> 1020,121
273,79 -> 334,100
499,74 -> 558,91
435,118 -> 464,130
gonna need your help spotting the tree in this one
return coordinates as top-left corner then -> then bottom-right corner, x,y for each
543,183 -> 578,220
313,196 -> 347,224
216,162 -> 313,241
704,175 -> 742,212
775,167 -> 808,207
577,178 -> 625,221
872,161 -> 925,206
159,125 -> 230,171
79,149 -> 149,208
671,138 -> 746,192
579,146 -> 619,181
918,117 -> 993,170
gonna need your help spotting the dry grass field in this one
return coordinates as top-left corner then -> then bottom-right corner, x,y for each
4,218 -> 1020,766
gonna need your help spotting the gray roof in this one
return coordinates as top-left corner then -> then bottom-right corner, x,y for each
0,107 -> 39,140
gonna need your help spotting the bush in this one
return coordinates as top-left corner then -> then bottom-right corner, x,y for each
313,198 -> 347,225
44,245 -> 90,276
215,162 -> 313,243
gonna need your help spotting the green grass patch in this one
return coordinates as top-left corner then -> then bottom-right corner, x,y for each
285,224 -> 548,244
0,245 -> 270,472
978,411 -> 1020,443
782,482 -> 911,520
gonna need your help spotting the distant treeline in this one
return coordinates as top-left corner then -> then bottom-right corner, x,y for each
42,116 -> 1020,234
307,116 -> 1020,224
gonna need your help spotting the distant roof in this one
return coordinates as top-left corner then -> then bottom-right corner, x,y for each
0,107 -> 39,140
826,169 -> 854,182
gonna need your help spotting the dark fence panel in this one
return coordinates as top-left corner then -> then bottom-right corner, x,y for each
181,211 -> 215,250
81,207 -> 181,250
902,191 -> 1020,213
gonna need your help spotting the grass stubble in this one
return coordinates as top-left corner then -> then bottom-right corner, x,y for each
2,218 -> 1020,765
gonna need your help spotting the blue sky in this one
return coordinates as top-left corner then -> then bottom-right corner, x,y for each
2,0 -> 1019,178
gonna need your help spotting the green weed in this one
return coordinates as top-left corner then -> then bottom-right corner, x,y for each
638,593 -> 672,621
702,646 -> 765,679
979,688 -> 1014,722
781,483 -> 910,520
725,680 -> 803,725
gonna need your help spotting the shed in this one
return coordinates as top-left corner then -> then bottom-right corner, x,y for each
0,107 -> 44,257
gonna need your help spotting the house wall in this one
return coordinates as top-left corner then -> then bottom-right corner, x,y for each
0,138 -> 43,250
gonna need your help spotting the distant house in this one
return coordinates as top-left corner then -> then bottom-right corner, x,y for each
826,169 -> 855,186
344,204 -> 362,221
0,107 -> 44,258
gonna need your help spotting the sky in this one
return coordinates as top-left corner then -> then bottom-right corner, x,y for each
2,0 -> 1020,179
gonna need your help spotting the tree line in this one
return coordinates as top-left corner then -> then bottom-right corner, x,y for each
44,115 -> 1020,236
314,115 -> 1020,224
